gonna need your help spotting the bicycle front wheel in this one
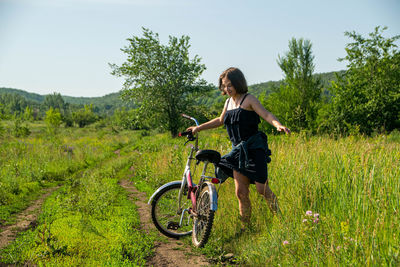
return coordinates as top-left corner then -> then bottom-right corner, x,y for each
192,185 -> 215,247
151,182 -> 192,238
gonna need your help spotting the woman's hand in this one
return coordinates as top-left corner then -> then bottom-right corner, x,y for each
276,125 -> 291,135
186,126 -> 200,134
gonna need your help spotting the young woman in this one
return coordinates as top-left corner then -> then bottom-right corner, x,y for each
187,67 -> 290,226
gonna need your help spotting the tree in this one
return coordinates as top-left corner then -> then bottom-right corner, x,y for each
23,106 -> 34,121
71,104 -> 99,128
43,92 -> 68,114
12,119 -> 31,137
112,107 -> 148,130
325,26 -> 400,135
110,28 -> 212,137
0,93 -> 28,117
264,38 -> 322,132
45,107 -> 62,134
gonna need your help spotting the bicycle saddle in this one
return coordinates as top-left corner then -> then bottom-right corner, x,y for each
195,150 -> 221,164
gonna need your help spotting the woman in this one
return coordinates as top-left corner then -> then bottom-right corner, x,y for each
187,67 -> 290,226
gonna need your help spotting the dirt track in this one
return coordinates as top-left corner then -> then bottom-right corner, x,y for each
0,187 -> 59,250
119,179 -> 210,267
0,181 -> 210,266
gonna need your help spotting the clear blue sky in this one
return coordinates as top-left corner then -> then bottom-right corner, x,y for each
1,0 -> 399,97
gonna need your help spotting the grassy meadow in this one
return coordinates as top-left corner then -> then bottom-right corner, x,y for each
1,120 -> 399,266
0,121 -> 155,265
131,128 -> 400,266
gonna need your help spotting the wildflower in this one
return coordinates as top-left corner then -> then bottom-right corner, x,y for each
302,219 -> 308,223
313,218 -> 319,224
306,210 -> 313,216
313,213 -> 319,218
282,240 -> 289,246
336,246 -> 341,250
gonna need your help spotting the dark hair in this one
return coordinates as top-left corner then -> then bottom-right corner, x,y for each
218,67 -> 248,95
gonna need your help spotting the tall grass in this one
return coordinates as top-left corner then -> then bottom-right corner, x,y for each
131,129 -> 400,266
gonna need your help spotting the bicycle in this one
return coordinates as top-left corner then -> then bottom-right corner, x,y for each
148,114 -> 223,247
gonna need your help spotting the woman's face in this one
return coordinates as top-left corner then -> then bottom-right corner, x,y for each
221,77 -> 237,97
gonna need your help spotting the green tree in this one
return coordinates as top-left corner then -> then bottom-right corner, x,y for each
0,103 -> 7,119
0,93 -> 28,116
12,119 -> 31,137
110,28 -> 212,137
264,38 -> 322,132
112,107 -> 148,130
323,26 -> 400,135
45,107 -> 62,134
23,106 -> 34,121
71,104 -> 99,128
43,92 -> 67,114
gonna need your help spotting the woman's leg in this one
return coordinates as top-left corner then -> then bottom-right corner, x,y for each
255,181 -> 279,214
233,170 -> 251,225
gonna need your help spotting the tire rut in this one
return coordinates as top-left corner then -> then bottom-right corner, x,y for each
119,179 -> 210,267
0,186 -> 59,250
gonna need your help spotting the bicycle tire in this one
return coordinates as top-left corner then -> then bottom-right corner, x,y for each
150,182 -> 192,238
192,185 -> 215,247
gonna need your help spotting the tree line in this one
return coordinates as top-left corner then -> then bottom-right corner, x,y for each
111,26 -> 399,136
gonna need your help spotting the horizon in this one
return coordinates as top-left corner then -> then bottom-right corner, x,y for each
1,69 -> 341,99
1,0 -> 399,97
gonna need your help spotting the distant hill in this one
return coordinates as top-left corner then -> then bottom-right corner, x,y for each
0,87 -> 125,105
62,92 -> 131,107
0,70 -> 344,112
0,87 -> 45,103
247,70 -> 345,96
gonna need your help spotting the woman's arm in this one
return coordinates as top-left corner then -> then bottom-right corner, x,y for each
248,95 -> 291,134
187,98 -> 229,134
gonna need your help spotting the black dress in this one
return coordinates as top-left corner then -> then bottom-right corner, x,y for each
218,94 -> 270,184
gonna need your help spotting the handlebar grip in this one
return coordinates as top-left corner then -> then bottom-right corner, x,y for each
178,130 -> 192,137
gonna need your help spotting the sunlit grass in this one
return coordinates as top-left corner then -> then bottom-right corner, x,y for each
131,129 -> 400,266
1,121 -> 398,266
0,122 -> 155,265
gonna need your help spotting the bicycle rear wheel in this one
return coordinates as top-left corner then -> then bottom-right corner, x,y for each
150,182 -> 192,238
192,185 -> 215,247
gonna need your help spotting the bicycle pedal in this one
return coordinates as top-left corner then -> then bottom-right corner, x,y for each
166,221 -> 180,230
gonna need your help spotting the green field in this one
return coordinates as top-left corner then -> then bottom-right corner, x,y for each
132,128 -> 400,266
1,121 -> 399,266
0,122 -> 155,265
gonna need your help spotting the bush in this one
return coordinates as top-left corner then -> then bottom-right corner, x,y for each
112,108 -> 148,130
45,107 -> 62,134
71,104 -> 99,128
12,119 -> 30,137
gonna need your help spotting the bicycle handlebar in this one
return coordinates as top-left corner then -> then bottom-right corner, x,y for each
178,130 -> 192,137
181,113 -> 199,126
180,114 -> 199,145
178,130 -> 196,141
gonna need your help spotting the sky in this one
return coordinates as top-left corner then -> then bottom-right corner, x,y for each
0,0 -> 399,97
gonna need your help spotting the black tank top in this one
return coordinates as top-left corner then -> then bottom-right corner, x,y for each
223,94 -> 260,146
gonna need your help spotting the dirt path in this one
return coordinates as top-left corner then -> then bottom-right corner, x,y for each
0,186 -> 59,249
119,179 -> 210,267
